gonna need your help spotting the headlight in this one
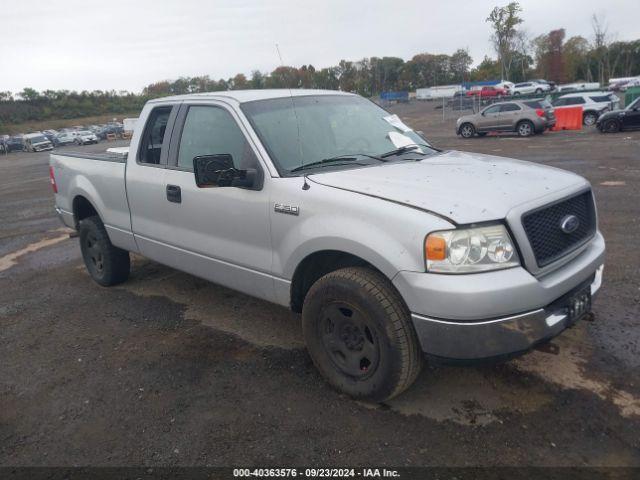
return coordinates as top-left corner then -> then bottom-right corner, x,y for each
425,224 -> 520,273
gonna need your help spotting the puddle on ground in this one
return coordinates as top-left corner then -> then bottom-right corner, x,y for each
381,366 -> 552,426
600,181 -> 626,186
514,325 -> 640,418
0,229 -> 70,273
118,256 -> 304,350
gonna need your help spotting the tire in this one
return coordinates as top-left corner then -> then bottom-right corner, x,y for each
583,112 -> 598,126
514,91 -> 521,96
459,123 -> 476,138
516,120 -> 534,137
535,88 -> 543,94
78,216 -> 130,286
302,267 -> 422,402
602,119 -> 620,133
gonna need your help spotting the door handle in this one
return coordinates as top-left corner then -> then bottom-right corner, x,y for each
166,184 -> 181,203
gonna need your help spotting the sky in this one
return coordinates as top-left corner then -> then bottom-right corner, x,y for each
1,0 -> 638,94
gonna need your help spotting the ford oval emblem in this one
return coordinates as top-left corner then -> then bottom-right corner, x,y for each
560,215 -> 580,234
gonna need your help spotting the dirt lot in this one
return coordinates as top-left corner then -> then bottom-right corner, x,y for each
1,104 -> 639,469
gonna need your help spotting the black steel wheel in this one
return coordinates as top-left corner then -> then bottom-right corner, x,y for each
320,302 -> 380,379
302,267 -> 422,401
79,215 -> 130,286
603,119 -> 620,133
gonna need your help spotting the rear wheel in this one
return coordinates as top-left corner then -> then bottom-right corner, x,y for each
516,120 -> 534,137
583,111 -> 598,126
602,119 -> 620,133
79,216 -> 130,286
459,123 -> 476,138
302,267 -> 422,402
535,88 -> 543,94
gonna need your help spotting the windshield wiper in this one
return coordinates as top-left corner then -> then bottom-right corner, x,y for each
290,154 -> 386,173
380,144 -> 432,158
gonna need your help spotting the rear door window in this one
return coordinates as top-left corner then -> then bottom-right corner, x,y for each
138,106 -> 174,165
500,103 -> 521,112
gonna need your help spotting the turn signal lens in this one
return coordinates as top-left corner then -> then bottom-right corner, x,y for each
425,235 -> 446,261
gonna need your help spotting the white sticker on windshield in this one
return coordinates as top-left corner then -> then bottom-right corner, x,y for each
383,114 -> 412,133
388,131 -> 414,148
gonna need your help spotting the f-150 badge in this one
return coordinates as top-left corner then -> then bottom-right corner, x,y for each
274,203 -> 300,216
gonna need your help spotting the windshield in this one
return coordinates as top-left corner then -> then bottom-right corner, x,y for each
627,98 -> 640,110
78,130 -> 92,135
30,136 -> 47,143
241,95 -> 434,176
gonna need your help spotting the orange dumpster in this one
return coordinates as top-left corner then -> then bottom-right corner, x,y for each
551,106 -> 583,131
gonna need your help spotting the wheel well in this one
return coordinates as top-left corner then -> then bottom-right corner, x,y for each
72,195 -> 99,228
290,250 -> 381,313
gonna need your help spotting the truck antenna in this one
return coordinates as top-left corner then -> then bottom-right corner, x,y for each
275,43 -> 309,190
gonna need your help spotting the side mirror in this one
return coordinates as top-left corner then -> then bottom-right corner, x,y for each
193,154 -> 261,190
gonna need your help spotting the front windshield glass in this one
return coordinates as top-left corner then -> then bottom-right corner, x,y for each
31,136 -> 47,143
241,95 -> 434,176
628,98 -> 640,110
78,130 -> 92,135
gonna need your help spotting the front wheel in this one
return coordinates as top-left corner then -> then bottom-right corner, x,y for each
302,267 -> 422,402
602,119 -> 620,133
459,123 -> 476,138
79,216 -> 130,286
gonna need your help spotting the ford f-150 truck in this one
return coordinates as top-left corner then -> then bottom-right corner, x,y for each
50,90 -> 605,401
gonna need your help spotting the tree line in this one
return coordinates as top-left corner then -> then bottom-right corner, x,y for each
1,2 -> 639,130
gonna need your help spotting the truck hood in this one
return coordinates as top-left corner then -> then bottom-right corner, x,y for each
309,150 -> 587,224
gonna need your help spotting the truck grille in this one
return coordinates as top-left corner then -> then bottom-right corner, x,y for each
522,191 -> 596,267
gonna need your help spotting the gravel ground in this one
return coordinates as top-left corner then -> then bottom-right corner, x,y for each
1,107 -> 639,469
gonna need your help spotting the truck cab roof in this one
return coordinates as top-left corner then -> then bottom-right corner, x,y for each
149,89 -> 355,105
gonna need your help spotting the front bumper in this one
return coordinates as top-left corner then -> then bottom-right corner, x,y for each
411,266 -> 602,360
393,231 -> 605,359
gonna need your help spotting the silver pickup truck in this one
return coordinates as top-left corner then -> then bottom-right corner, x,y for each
50,90 -> 605,401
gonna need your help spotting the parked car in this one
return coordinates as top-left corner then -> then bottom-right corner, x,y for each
556,82 -> 600,93
552,92 -> 620,126
596,97 -> 640,133
50,90 -> 604,400
96,125 -> 123,140
23,133 -> 53,152
53,132 -> 76,147
456,100 -> 555,138
529,79 -> 556,91
495,81 -> 515,94
73,130 -> 99,145
5,136 -> 25,153
511,82 -> 550,95
620,78 -> 640,92
466,86 -> 507,98
43,130 -> 59,143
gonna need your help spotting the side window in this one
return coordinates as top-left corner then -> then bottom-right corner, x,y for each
500,103 -> 520,112
554,98 -> 568,106
483,105 -> 501,115
568,97 -> 586,105
138,106 -> 172,165
177,106 -> 256,171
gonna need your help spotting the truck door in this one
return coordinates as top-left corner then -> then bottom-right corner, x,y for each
160,102 -> 274,302
126,103 -> 180,256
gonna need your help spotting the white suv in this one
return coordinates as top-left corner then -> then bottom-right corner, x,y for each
512,82 -> 551,95
552,92 -> 620,126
